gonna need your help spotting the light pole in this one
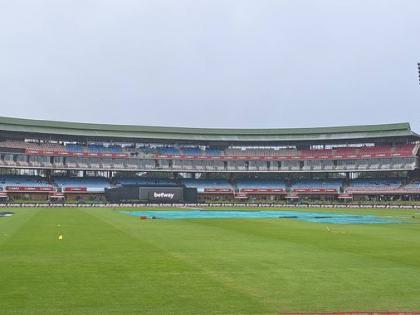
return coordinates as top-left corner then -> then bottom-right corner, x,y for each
418,63 -> 420,85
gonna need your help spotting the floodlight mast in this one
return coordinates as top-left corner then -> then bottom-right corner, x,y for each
418,63 -> 420,85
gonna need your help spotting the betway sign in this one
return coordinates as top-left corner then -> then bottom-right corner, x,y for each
153,192 -> 175,199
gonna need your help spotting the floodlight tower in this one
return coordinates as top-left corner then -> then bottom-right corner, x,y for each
418,63 -> 420,85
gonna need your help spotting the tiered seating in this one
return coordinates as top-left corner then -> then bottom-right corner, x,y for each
206,148 -> 223,156
182,148 -> 202,156
53,177 -> 111,193
181,179 -> 234,193
346,178 -> 402,193
158,147 -> 225,156
236,180 -> 286,193
88,144 -> 123,153
1,141 -> 416,166
359,145 -> 391,154
42,142 -> 67,151
66,144 -> 84,152
88,144 -> 107,153
300,149 -> 334,158
225,148 -> 297,157
403,181 -> 420,191
155,144 -> 417,160
291,179 -> 342,193
1,141 -> 126,155
394,144 -> 417,155
108,145 -> 123,153
334,147 -> 358,155
0,175 -> 54,192
0,140 -> 65,151
158,147 -> 181,155
2,174 -> 420,198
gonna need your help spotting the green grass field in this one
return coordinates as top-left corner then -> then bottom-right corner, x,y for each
1,207 -> 420,315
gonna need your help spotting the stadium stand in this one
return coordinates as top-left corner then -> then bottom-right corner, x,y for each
345,178 -> 403,193
290,179 -> 342,193
181,179 -> 234,193
236,179 -> 286,193
403,181 -> 420,191
66,144 -> 84,152
0,116 -> 418,202
53,177 -> 111,193
0,175 -> 54,192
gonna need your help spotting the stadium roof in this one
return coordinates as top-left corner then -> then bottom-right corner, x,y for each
0,116 -> 418,143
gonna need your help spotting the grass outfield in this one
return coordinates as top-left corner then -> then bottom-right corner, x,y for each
1,207 -> 420,314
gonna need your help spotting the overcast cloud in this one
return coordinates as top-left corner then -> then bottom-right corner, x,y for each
0,0 -> 419,131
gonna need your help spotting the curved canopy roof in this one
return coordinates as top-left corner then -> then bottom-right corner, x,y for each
0,116 -> 417,143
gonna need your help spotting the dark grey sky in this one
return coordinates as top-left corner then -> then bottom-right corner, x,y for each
0,0 -> 419,131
